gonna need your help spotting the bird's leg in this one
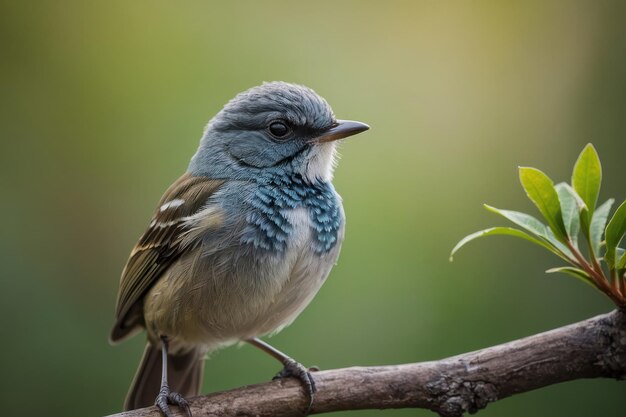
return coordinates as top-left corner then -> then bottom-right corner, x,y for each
155,336 -> 192,417
247,337 -> 318,414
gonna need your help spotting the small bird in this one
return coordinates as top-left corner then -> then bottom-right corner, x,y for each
110,81 -> 369,416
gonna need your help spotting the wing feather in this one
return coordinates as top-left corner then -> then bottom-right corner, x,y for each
110,173 -> 224,343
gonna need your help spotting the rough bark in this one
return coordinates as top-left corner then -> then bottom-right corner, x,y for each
107,310 -> 626,417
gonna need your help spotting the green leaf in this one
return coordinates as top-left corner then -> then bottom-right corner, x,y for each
589,199 -> 614,257
555,183 -> 582,247
572,143 -> 602,227
605,200 -> 626,268
483,204 -> 573,260
544,229 -> 575,260
484,205 -> 548,235
519,167 -> 567,241
580,206 -> 591,240
450,227 -> 566,262
546,266 -> 596,288
617,248 -> 626,269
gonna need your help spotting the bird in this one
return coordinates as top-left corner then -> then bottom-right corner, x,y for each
109,81 -> 369,416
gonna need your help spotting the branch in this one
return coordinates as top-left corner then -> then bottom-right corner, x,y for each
108,310 -> 626,417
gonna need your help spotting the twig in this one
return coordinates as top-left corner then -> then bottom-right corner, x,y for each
107,310 -> 626,417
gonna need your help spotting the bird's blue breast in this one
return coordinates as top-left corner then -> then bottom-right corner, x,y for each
242,170 -> 342,254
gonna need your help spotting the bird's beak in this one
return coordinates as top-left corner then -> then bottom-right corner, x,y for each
315,119 -> 370,143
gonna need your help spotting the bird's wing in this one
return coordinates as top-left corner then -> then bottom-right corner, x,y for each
110,173 -> 224,343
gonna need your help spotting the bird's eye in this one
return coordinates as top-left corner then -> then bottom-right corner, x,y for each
268,121 -> 291,139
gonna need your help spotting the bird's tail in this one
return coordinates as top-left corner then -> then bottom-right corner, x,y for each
124,343 -> 205,411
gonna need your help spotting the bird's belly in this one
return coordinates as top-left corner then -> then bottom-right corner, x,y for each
144,207 -> 341,352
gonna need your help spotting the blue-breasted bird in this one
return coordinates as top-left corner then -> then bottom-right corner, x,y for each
110,81 -> 369,416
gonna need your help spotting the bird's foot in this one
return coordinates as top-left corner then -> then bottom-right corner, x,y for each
273,358 -> 319,414
155,383 -> 192,417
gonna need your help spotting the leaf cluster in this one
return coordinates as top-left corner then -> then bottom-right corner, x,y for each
451,144 -> 626,308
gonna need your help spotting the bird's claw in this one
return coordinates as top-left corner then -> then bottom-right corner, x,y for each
155,384 -> 192,417
273,358 -> 318,415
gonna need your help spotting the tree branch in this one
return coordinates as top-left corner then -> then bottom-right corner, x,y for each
107,310 -> 626,417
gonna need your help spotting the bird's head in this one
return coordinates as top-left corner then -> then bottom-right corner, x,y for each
189,82 -> 369,182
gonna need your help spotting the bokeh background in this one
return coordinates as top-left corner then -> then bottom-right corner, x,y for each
1,1 -> 625,416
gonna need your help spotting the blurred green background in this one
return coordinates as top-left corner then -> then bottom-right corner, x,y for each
1,1 -> 625,416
